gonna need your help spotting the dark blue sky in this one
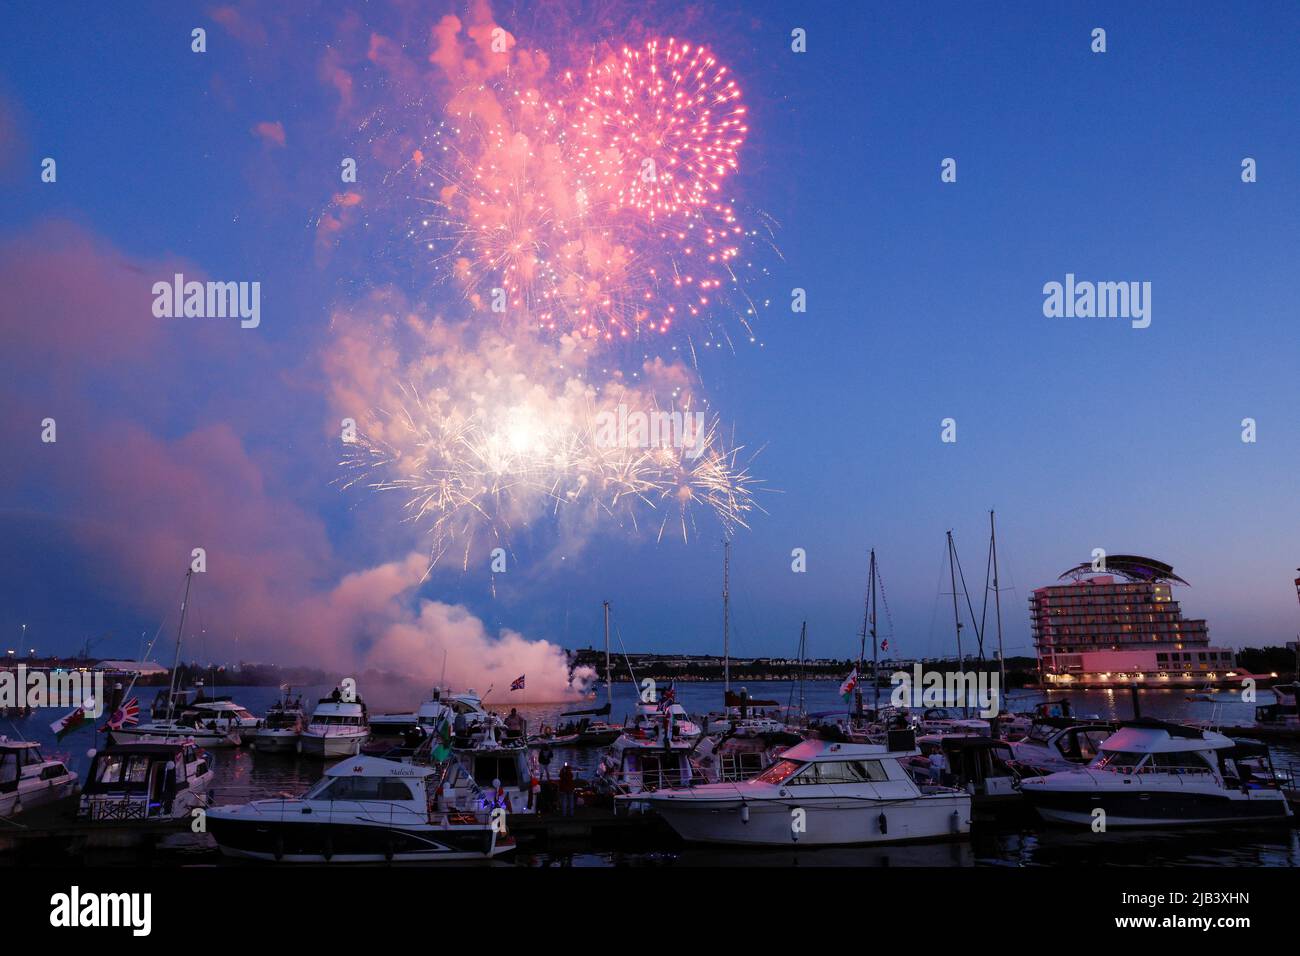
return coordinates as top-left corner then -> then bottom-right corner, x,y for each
1,1 -> 1297,667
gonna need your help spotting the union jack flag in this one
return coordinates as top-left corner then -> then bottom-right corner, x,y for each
99,697 -> 140,732
510,675 -> 525,691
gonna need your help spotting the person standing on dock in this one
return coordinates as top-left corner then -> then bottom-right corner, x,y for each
538,744 -> 553,781
558,762 -> 575,817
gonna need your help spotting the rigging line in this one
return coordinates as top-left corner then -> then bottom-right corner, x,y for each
951,537 -> 986,661
612,621 -> 639,693
927,540 -> 949,653
980,531 -> 993,652
119,573 -> 189,709
875,558 -> 895,641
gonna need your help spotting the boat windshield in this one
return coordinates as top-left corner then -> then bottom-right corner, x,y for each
304,776 -> 416,801
754,759 -> 802,785
87,753 -> 155,792
1093,750 -> 1146,772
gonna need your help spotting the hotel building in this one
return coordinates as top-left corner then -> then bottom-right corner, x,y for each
1030,555 -> 1236,687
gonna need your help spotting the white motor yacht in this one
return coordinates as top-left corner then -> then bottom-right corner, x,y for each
640,738 -> 971,846
208,756 -> 514,862
299,695 -> 370,758
252,694 -> 306,753
0,738 -> 78,817
1020,720 -> 1293,828
436,719 -> 538,814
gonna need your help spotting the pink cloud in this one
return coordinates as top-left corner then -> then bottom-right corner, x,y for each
252,120 -> 286,147
0,221 -> 174,368
209,4 -> 268,47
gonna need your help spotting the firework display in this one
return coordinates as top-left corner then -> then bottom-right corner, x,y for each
381,36 -> 766,344
337,33 -> 768,561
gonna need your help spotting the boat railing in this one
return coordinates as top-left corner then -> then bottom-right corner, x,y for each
715,752 -> 767,783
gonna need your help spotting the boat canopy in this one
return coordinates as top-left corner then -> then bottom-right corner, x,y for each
780,739 -> 910,762
1100,724 -> 1232,755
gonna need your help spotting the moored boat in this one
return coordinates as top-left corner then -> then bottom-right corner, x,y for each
0,737 -> 78,818
298,694 -> 370,758
1019,719 -> 1293,827
641,738 -> 971,846
208,756 -> 512,862
252,693 -> 305,753
78,740 -> 213,822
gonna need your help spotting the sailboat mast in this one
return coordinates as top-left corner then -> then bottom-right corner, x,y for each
723,538 -> 731,693
798,620 -> 807,719
166,568 -> 193,722
870,550 -> 879,712
946,531 -> 966,716
990,510 -> 1006,694
603,600 -> 612,709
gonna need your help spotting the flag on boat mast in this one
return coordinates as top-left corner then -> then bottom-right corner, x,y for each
99,697 -> 140,733
839,668 -> 859,701
50,698 -> 95,741
510,674 -> 526,691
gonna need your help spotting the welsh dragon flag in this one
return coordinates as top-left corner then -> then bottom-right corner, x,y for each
50,697 -> 95,741
839,668 -> 859,701
431,715 -> 453,762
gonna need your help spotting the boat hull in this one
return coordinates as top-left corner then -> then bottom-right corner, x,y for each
0,774 -> 78,817
251,731 -> 300,753
207,816 -> 509,862
1022,786 -> 1292,828
648,793 -> 971,846
297,732 -> 367,758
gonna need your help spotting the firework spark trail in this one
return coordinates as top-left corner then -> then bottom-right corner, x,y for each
339,376 -> 761,567
381,36 -> 766,346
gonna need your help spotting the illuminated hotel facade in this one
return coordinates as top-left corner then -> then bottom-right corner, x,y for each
1030,555 -> 1236,688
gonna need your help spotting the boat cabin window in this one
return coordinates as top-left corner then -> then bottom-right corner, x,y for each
309,776 -> 415,801
90,754 -> 154,791
1141,751 -> 1213,775
754,759 -> 802,785
472,756 -> 520,788
314,714 -> 363,726
1093,750 -> 1145,772
788,760 -> 891,785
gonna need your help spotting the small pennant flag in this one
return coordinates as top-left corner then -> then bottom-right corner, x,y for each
50,698 -> 95,741
839,668 -> 859,701
880,639 -> 889,652
510,674 -> 526,691
99,697 -> 140,733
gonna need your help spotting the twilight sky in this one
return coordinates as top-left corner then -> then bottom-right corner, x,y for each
0,1 -> 1297,694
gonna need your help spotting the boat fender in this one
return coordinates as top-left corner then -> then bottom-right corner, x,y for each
273,833 -> 284,861
323,835 -> 334,862
740,804 -> 750,824
950,810 -> 961,833
878,812 -> 888,834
